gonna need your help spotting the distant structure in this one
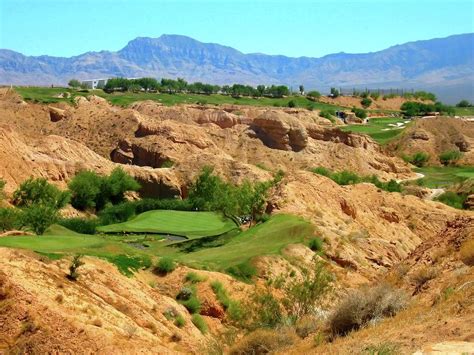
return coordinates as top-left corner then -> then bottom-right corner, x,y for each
81,78 -> 108,90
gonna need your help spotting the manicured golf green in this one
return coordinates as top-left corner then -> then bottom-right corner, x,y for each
97,210 -> 238,238
341,117 -> 410,144
414,166 -> 474,188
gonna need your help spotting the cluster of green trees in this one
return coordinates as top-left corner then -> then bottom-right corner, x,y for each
456,100 -> 473,108
311,167 -> 402,192
400,101 -> 455,117
102,77 -> 290,98
188,166 -> 283,224
0,168 -> 141,235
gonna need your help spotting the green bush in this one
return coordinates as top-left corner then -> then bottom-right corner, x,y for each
174,314 -> 186,328
226,261 -> 257,282
310,167 -> 331,177
370,92 -> 380,100
287,100 -> 296,108
181,296 -> 201,314
98,202 -> 136,225
308,238 -> 323,252
403,152 -> 430,167
351,107 -> 367,119
191,314 -> 207,334
439,150 -> 462,166
22,204 -> 59,235
435,191 -> 468,209
58,217 -> 99,234
13,178 -> 70,209
360,98 -> 372,108
456,100 -> 472,107
0,208 -> 23,231
69,168 -> 140,211
67,254 -> 84,281
246,290 -> 283,329
154,257 -> 176,275
185,272 -> 206,283
211,281 -> 243,321
331,170 -> 361,185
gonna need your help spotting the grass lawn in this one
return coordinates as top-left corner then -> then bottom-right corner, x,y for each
97,210 -> 238,238
340,117 -> 409,145
454,106 -> 474,116
146,214 -> 314,270
15,86 -> 345,111
0,214 -> 313,277
413,166 -> 474,188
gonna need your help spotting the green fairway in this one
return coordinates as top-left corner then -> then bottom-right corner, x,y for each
146,214 -> 315,270
15,87 -> 344,111
414,166 -> 474,188
97,210 -> 238,238
0,214 -> 313,277
340,117 -> 409,144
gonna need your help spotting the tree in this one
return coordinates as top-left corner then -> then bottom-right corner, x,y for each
330,87 -> 340,98
13,178 -> 70,209
128,83 -> 142,93
68,79 -> 81,88
188,166 -> 225,211
360,97 -> 372,108
284,261 -> 333,319
68,170 -> 104,210
22,204 -> 59,235
299,85 -> 305,95
105,167 -> 141,205
456,100 -> 472,108
256,85 -> 266,97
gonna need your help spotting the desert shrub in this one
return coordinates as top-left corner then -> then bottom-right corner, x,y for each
0,208 -> 23,231
363,343 -> 399,355
360,97 -> 372,108
154,257 -> 176,275
295,315 -> 319,338
22,204 -> 59,235
181,296 -> 201,314
245,290 -> 283,329
351,107 -> 367,119
229,328 -> 297,355
13,178 -> 70,209
365,175 -> 402,193
176,287 -> 194,301
185,272 -> 206,283
435,191 -> 467,210
211,281 -> 243,321
403,152 -> 429,167
319,109 -> 336,122
411,267 -> 437,289
67,254 -> 84,281
328,284 -> 407,336
98,202 -> 136,225
284,261 -> 332,319
439,150 -> 462,166
460,239 -> 474,266
307,91 -> 321,100
310,166 -> 331,177
226,261 -> 257,283
308,237 -> 323,252
58,217 -> 99,234
174,314 -> 186,328
191,314 -> 207,334
287,100 -> 296,108
331,170 -> 361,185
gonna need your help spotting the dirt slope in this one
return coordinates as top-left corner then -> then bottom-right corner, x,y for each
390,117 -> 474,165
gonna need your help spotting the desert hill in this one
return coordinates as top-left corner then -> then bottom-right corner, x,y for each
0,88 -> 473,353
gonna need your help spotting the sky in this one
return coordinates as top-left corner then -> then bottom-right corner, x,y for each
1,0 -> 473,58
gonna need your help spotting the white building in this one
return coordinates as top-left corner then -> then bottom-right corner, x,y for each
81,78 -> 109,89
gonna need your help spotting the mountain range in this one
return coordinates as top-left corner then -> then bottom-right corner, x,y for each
1,33 -> 473,103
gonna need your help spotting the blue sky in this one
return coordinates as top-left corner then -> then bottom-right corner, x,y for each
1,0 -> 473,58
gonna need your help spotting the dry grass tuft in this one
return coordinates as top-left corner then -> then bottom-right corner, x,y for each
328,284 -> 408,336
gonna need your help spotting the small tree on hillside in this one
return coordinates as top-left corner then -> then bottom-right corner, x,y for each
68,79 -> 81,89
13,178 -> 70,209
299,85 -> 305,95
21,204 -> 59,235
361,97 -> 372,108
105,167 -> 141,205
330,87 -> 340,98
68,170 -> 104,210
456,100 -> 472,108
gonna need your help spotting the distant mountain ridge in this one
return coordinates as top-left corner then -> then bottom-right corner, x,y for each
1,33 -> 473,103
